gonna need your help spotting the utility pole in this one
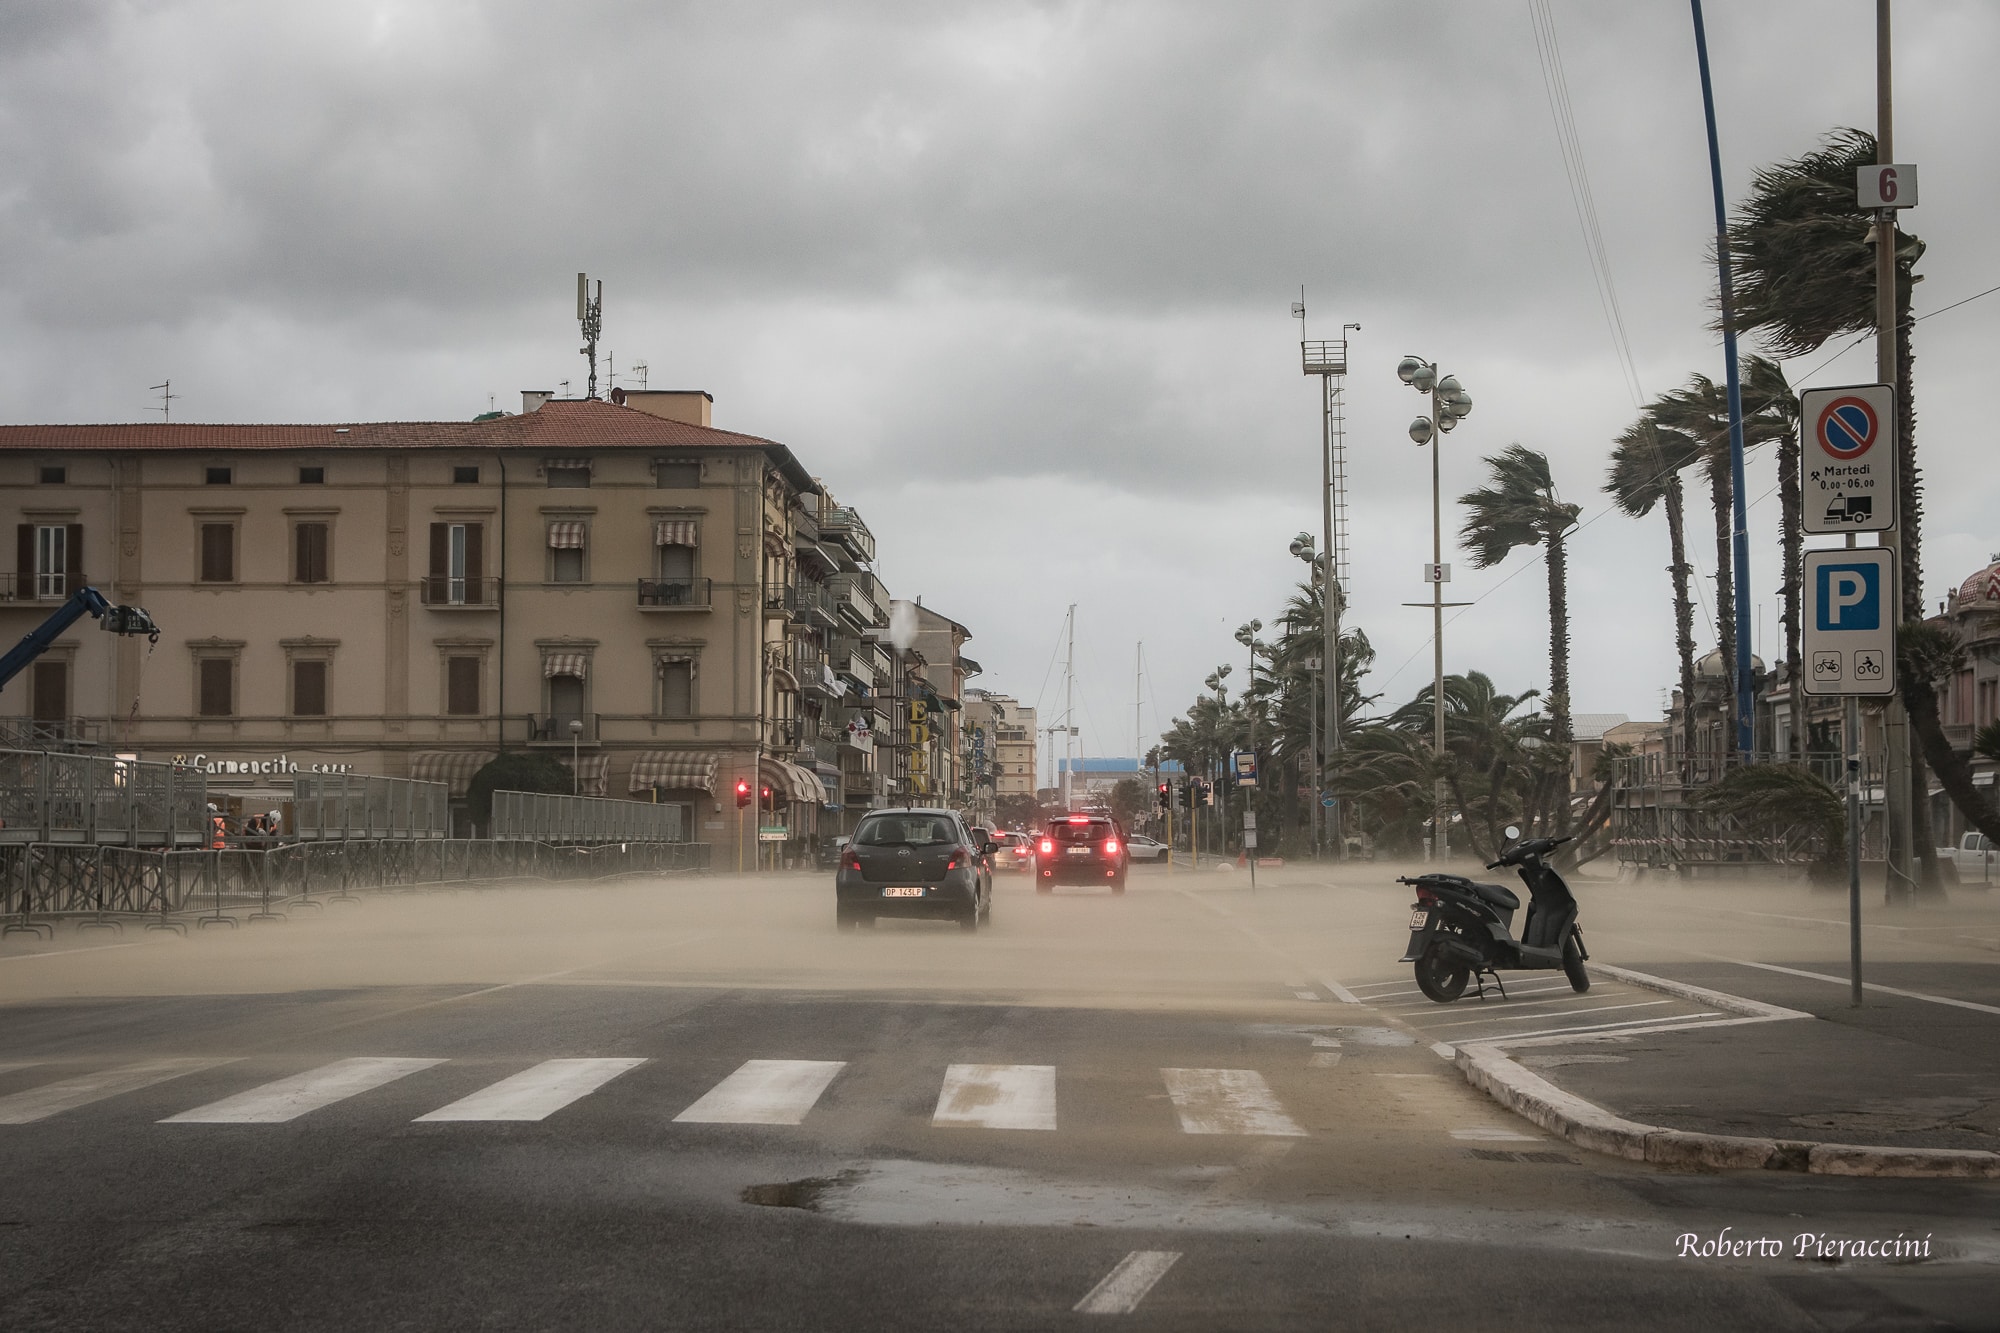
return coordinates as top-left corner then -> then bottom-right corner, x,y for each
1061,604 -> 1076,810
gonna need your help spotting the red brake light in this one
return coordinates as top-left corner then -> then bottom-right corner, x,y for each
1067,815 -> 1089,824
846,855 -> 862,872
1039,839 -> 1054,855
947,856 -> 958,871
1104,839 -> 1120,856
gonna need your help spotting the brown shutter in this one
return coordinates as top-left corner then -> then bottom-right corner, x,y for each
15,525 -> 31,597
447,657 -> 481,715
31,661 -> 66,722
198,659 -> 233,716
200,524 -> 234,583
64,524 -> 82,594
295,523 -> 329,583
465,523 -> 483,586
429,523 -> 449,578
293,660 -> 327,716
295,524 -> 311,582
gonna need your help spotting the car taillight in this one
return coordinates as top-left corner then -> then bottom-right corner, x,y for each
947,855 -> 959,871
1067,815 -> 1089,824
1103,839 -> 1120,855
846,855 -> 862,872
1039,839 -> 1053,855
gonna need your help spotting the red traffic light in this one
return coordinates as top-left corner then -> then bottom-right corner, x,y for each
734,779 -> 752,808
760,785 -> 773,802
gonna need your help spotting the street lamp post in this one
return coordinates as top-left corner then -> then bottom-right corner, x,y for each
1234,621 -> 1263,887
568,718 -> 584,796
1398,356 -> 1473,862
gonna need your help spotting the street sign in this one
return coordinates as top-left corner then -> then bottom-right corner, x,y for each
1423,562 -> 1451,583
1320,795 -> 1337,808
1242,811 -> 1257,830
1232,751 -> 1257,787
1799,385 -> 1895,535
1856,163 -> 1917,209
1802,549 -> 1896,697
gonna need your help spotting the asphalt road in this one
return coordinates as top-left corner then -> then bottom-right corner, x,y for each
1,864 -> 1995,1331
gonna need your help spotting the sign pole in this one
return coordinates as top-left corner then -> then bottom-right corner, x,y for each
1848,693 -> 1864,1007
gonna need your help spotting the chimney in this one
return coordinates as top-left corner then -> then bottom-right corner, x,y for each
521,389 -> 554,414
619,390 -> 712,427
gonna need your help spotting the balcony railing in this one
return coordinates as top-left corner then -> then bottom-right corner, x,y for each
818,507 -> 876,563
830,573 -> 884,627
419,575 -> 500,608
525,713 -> 600,745
0,571 -> 87,602
788,581 -> 834,625
636,577 -> 712,609
0,716 -> 105,750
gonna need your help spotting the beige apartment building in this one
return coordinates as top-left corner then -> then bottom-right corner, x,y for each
0,392 -> 905,855
962,689 -> 1036,818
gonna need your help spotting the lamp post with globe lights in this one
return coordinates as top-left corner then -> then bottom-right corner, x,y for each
1398,356 -> 1473,861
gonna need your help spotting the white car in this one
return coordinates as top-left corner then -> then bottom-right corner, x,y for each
1123,834 -> 1170,862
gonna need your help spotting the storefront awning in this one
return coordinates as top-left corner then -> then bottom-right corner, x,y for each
628,750 -> 721,794
759,756 -> 829,806
409,750 -> 496,797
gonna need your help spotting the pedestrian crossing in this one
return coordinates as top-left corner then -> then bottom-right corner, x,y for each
0,1054 -> 1334,1137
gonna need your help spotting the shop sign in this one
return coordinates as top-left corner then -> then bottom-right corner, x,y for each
171,753 -> 356,778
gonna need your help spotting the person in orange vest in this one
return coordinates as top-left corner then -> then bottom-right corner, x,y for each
208,805 -> 230,850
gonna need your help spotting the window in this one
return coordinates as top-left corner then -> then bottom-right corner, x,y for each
655,459 -> 700,489
205,466 -> 233,485
298,466 -> 325,485
39,465 -> 66,485
546,466 -> 590,489
31,660 -> 67,724
548,521 -> 586,583
658,542 -> 694,583
18,523 -> 79,599
198,659 -> 234,717
548,673 -> 586,722
427,522 -> 484,603
452,465 -> 481,484
446,656 -> 482,715
199,523 -> 235,583
291,660 -> 327,717
294,522 -> 330,584
660,660 -> 694,717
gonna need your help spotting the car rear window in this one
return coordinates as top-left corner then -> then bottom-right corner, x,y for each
854,814 -> 960,847
1047,820 -> 1113,843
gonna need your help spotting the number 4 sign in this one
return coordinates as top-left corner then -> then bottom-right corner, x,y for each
1857,164 -> 1918,210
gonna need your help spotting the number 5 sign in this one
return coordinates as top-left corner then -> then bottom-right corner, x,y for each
1857,163 -> 1918,210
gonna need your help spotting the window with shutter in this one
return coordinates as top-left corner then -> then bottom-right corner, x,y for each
660,661 -> 694,717
199,524 -> 234,583
446,657 -> 481,715
31,660 -> 67,723
294,523 -> 330,583
198,659 -> 234,716
292,660 -> 327,716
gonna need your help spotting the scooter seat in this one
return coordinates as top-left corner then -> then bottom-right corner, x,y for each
1470,881 -> 1520,911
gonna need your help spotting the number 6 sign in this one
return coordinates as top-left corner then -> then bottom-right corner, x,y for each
1857,163 -> 1918,210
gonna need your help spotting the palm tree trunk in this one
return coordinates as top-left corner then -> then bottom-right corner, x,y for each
1892,302 -> 1943,890
1904,668 -> 2000,854
1666,476 -> 1699,781
1708,456 -> 1738,762
1777,429 -> 1805,762
1546,526 -> 1573,833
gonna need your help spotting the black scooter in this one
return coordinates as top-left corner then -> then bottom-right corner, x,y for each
1397,826 -> 1590,1003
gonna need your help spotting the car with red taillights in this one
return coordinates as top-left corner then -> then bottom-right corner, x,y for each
835,808 -> 993,931
992,830 -> 1036,873
1033,814 -> 1128,894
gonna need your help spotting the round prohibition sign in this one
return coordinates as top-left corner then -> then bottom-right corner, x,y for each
1816,395 -> 1880,460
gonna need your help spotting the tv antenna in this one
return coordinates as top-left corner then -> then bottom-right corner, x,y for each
630,360 -> 649,390
148,379 -> 178,422
576,272 -> 603,399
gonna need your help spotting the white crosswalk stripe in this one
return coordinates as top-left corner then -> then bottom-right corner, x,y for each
0,1058 -> 236,1125
162,1057 -> 444,1123
932,1063 -> 1057,1131
675,1059 -> 845,1125
415,1058 -> 648,1123
1160,1068 -> 1305,1136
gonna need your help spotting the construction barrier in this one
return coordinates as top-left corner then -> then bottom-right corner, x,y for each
292,772 -> 449,840
0,748 -> 208,847
490,790 -> 685,844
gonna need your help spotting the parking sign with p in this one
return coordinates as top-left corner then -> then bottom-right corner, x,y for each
1802,548 -> 1896,696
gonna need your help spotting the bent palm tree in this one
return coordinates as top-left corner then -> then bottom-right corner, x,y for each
1898,623 -> 2000,878
1458,445 -> 1582,829
1605,418 -> 1702,773
1742,355 -> 1805,760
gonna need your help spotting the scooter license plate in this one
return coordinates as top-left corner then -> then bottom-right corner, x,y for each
1408,908 -> 1429,930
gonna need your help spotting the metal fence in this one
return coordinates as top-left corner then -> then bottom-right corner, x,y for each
292,773 -> 449,840
0,837 -> 711,938
1609,751 -> 1888,873
490,790 -> 685,843
0,748 -> 208,846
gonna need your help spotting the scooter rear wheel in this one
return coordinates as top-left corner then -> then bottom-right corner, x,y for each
1563,934 -> 1589,993
1414,945 -> 1470,1003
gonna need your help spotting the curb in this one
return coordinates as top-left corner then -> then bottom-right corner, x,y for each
1449,1042 -> 2000,1180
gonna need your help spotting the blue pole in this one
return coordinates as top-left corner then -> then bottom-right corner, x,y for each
1690,0 -> 1756,760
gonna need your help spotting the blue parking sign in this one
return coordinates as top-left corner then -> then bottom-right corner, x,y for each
1815,561 -> 1880,632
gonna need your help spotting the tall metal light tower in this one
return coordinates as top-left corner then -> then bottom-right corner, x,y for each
577,273 -> 604,399
1296,298 -> 1356,859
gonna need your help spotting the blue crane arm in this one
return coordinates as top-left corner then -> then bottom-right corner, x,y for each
0,587 -> 158,693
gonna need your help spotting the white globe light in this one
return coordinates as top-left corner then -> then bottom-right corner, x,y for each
1445,389 -> 1473,418
1410,363 -> 1438,393
1436,374 -> 1462,396
1437,412 -> 1458,433
1396,356 -> 1424,384
1408,416 -> 1434,446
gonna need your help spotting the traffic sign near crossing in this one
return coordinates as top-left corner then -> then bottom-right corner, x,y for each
1802,549 -> 1896,697
1799,385 -> 1896,535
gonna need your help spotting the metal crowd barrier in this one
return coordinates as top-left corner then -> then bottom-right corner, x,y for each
292,773 -> 449,840
0,837 -> 711,938
490,790 -> 685,844
0,748 -> 208,847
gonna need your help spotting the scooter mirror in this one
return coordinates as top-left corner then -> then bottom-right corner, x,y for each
1503,825 -> 1521,842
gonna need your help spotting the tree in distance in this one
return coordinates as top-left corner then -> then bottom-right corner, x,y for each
467,752 -> 576,828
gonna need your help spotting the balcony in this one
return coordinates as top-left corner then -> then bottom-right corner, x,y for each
819,507 -> 876,563
419,575 -> 500,608
636,577 -> 712,610
764,581 -> 791,619
525,713 -> 600,746
830,572 -> 885,628
792,508 -> 821,546
0,571 -> 87,603
788,581 -> 835,627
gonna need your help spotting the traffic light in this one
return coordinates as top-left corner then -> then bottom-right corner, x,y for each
1157,783 -> 1169,811
734,779 -> 752,809
760,784 -> 773,808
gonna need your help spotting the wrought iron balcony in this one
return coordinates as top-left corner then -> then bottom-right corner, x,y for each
419,575 -> 500,608
636,577 -> 712,610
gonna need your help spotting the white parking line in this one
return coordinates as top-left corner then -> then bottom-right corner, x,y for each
0,1058 -> 235,1125
163,1057 -> 443,1123
675,1059 -> 846,1125
1455,1011 -> 1722,1045
1075,1250 -> 1181,1314
1706,957 -> 2000,1019
1451,1126 -> 1542,1142
1421,1000 -> 1673,1031
1160,1068 -> 1305,1136
932,1064 -> 1057,1131
415,1058 -> 647,1122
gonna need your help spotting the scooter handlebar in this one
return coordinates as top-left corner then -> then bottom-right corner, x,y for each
1486,834 -> 1573,869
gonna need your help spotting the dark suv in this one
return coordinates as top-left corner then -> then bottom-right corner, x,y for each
1034,814 -> 1127,894
836,808 -> 994,931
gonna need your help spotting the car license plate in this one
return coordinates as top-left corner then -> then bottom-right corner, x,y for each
1409,908 -> 1429,930
1066,846 -> 1089,856
883,886 -> 925,898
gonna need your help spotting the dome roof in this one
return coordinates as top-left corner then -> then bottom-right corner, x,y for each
1957,561 -> 2000,608
1696,647 -> 1764,678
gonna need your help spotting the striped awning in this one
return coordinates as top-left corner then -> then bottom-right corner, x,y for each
558,753 -> 611,798
655,519 -> 697,547
547,521 -> 587,549
543,652 -> 587,679
759,756 -> 829,806
628,750 -> 721,793
409,750 -> 496,797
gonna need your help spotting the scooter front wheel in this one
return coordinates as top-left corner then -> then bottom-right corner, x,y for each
1414,945 -> 1470,1003
1563,934 -> 1589,993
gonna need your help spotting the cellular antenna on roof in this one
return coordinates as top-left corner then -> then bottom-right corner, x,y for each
576,272 -> 603,399
147,379 -> 177,422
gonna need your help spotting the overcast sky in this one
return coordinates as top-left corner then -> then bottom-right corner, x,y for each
3,1 -> 1995,760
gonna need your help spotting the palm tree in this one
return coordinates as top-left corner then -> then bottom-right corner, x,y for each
1742,355 -> 1804,760
1898,623 -> 2000,894
1389,671 -> 1553,859
1605,418 -> 1702,772
1457,445 -> 1582,829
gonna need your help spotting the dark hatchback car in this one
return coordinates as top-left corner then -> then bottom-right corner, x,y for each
836,808 -> 994,931
1034,814 -> 1127,894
